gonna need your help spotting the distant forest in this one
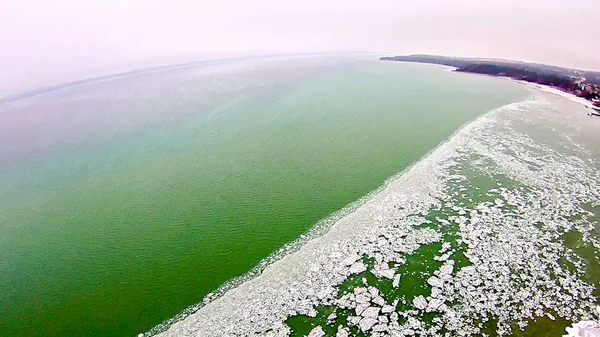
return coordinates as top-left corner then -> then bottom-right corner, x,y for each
381,55 -> 600,101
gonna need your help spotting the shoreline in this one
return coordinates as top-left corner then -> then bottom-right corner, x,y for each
515,80 -> 597,111
445,66 -> 598,113
451,69 -> 600,115
380,55 -> 600,114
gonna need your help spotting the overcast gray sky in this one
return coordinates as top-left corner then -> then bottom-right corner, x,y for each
1,0 -> 599,98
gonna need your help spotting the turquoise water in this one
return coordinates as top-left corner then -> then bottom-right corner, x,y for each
0,57 -> 528,337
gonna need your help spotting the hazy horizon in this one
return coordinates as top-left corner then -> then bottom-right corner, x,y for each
2,0 -> 599,98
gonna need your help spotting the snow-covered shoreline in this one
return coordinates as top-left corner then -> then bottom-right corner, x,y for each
519,80 -> 597,111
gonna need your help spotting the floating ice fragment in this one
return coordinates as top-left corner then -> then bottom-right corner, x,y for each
392,274 -> 401,288
355,303 -> 370,316
431,287 -> 443,298
380,269 -> 396,279
308,326 -> 325,337
355,294 -> 370,304
427,276 -> 444,288
372,323 -> 387,332
335,327 -> 349,337
440,242 -> 452,254
358,317 -> 377,332
563,320 -> 600,337
372,295 -> 386,307
348,316 -> 361,325
413,295 -> 427,310
361,306 -> 380,318
438,263 -> 454,278
426,298 -> 445,312
354,287 -> 367,295
373,263 -> 396,279
358,317 -> 378,332
349,262 -> 367,274
382,304 -> 395,313
434,252 -> 451,262
368,286 -> 380,297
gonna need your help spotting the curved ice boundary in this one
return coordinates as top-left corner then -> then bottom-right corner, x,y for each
148,89 -> 600,337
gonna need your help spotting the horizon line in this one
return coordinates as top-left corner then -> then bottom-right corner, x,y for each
2,51 -> 597,104
0,51 -> 377,105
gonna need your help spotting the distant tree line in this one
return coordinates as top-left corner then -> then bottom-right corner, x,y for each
456,64 -> 579,91
380,55 -> 600,101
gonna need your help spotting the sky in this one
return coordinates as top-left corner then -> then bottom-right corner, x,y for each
1,0 -> 599,98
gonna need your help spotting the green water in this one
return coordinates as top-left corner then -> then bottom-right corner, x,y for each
0,57 -> 527,337
284,93 -> 600,337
